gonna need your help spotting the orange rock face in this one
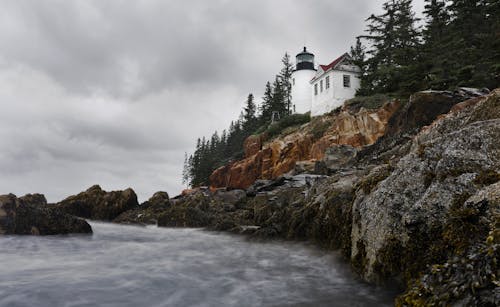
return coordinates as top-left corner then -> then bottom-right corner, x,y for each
243,134 -> 263,158
310,101 -> 399,160
210,101 -> 400,189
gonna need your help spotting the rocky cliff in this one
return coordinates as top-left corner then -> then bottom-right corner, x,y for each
210,99 -> 400,189
114,88 -> 498,305
210,88 -> 487,191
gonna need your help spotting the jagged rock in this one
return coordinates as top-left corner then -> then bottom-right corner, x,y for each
143,191 -> 169,208
386,88 -> 488,136
156,187 -> 256,229
314,145 -> 358,175
350,89 -> 500,285
0,194 -> 92,235
19,193 -> 48,206
310,100 -> 400,160
354,88 -> 489,167
397,182 -> 500,306
243,134 -> 263,158
157,190 -> 215,227
213,189 -> 246,205
53,185 -> 139,221
210,100 -> 400,190
294,160 -> 316,174
245,174 -> 327,196
113,191 -> 170,225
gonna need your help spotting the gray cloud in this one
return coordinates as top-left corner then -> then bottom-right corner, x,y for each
0,0 -> 425,202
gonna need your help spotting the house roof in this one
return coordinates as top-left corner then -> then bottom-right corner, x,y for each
311,53 -> 351,82
319,53 -> 349,71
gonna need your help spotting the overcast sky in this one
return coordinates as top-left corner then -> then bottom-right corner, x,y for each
0,0 -> 425,202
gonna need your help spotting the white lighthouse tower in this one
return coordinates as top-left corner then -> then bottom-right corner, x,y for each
291,47 -> 316,114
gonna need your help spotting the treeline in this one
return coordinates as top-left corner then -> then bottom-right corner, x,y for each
351,0 -> 499,96
182,54 -> 297,187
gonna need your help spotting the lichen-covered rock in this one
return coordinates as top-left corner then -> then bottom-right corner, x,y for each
354,88 -> 486,167
113,191 -> 170,224
53,185 -> 139,221
314,145 -> 358,175
157,189 -> 254,228
0,194 -> 92,235
350,89 -> 500,285
396,182 -> 500,306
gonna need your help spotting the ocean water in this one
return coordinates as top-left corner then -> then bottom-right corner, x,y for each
0,222 -> 397,307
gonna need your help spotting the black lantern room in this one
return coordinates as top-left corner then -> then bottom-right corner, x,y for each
295,46 -> 315,70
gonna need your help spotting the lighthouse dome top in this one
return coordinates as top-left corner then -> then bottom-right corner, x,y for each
295,46 -> 315,71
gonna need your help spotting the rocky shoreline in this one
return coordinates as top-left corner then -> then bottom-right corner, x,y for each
1,88 -> 498,306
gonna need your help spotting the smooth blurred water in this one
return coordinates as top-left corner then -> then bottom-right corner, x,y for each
0,222 -> 396,307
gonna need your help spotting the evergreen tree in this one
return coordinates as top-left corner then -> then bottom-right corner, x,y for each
449,1 -> 488,86
242,93 -> 258,133
484,0 -> 500,88
350,37 -> 366,72
279,53 -> 294,114
182,152 -> 190,187
260,81 -> 274,123
358,0 -> 420,94
420,0 -> 452,89
271,76 -> 287,119
350,37 -> 367,95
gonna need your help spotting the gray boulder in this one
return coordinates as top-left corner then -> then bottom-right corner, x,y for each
350,89 -> 500,285
53,185 -> 139,221
0,194 -> 92,235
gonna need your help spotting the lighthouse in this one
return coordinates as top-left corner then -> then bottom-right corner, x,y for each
291,47 -> 316,114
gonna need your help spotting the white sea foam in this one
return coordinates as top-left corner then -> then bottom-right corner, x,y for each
0,222 -> 396,307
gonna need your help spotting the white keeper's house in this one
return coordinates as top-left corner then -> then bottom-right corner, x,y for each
290,46 -> 361,117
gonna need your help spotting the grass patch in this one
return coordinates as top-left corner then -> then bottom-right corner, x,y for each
345,94 -> 392,111
265,113 -> 311,138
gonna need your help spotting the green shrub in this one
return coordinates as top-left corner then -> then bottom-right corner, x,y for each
345,94 -> 391,110
253,124 -> 269,135
265,113 -> 310,138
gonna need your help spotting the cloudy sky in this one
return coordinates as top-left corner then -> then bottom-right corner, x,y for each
0,0 -> 425,202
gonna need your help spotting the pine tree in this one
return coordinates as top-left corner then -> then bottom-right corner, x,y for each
358,0 -> 420,94
260,81 -> 274,123
393,0 -> 422,93
182,152 -> 190,187
242,93 -> 258,133
279,53 -> 294,114
271,76 -> 287,119
447,0 -> 489,87
484,0 -> 500,88
350,37 -> 368,95
421,0 -> 451,89
359,0 -> 399,94
350,37 -> 365,71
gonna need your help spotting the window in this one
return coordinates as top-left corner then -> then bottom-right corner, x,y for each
326,76 -> 330,89
343,75 -> 351,88
314,84 -> 318,95
320,80 -> 323,92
